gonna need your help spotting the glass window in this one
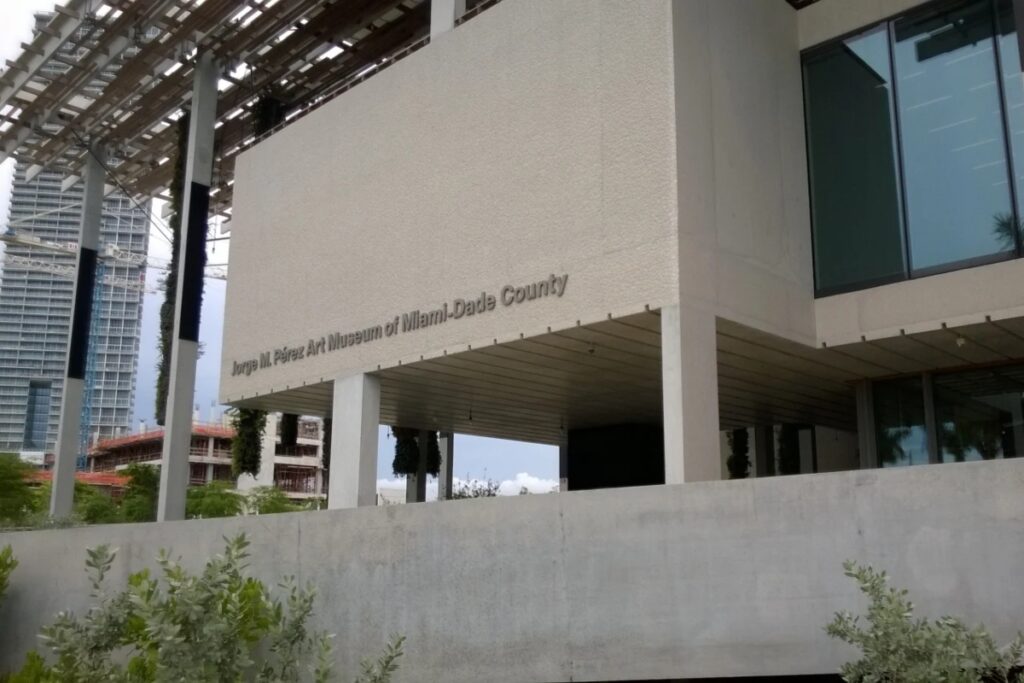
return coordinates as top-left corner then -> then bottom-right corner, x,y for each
996,0 -> 1024,249
805,28 -> 907,294
894,0 -> 1016,274
873,376 -> 930,467
934,366 -> 1024,461
22,381 -> 51,449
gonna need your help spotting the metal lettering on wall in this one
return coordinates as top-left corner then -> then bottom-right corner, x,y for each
230,273 -> 569,377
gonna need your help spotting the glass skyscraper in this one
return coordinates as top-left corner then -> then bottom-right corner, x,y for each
0,14 -> 150,457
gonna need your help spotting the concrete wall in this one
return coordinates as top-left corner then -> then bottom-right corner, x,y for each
672,0 -> 815,346
816,259 -> 1024,346
221,0 -> 680,403
3,460 -> 1023,681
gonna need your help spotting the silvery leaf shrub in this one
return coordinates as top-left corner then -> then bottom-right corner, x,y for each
11,534 -> 403,682
0,544 -> 16,606
826,560 -> 1023,682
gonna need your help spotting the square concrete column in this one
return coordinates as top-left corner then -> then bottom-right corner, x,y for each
430,0 -> 466,38
328,373 -> 380,509
438,431 -> 454,500
156,51 -> 219,521
558,433 -> 568,492
49,143 -> 105,518
661,304 -> 720,484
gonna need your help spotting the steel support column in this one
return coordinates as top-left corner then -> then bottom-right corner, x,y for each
157,52 -> 219,521
49,143 -> 105,518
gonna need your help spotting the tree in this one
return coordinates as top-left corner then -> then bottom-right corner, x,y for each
451,479 -> 499,499
726,428 -> 750,479
247,486 -> 300,515
11,534 -> 404,682
390,428 -> 440,478
155,114 -> 192,426
231,408 -> 268,476
186,482 -> 243,519
0,453 -> 35,525
826,560 -> 1024,682
120,464 -> 160,523
74,485 -> 120,525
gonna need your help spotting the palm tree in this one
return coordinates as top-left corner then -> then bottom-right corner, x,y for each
992,212 -> 1023,252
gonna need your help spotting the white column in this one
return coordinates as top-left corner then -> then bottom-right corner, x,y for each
855,381 -> 877,469
328,373 -> 380,509
558,433 -> 568,492
430,0 -> 466,38
50,143 -> 105,518
157,52 -> 219,521
661,304 -> 720,484
438,431 -> 454,500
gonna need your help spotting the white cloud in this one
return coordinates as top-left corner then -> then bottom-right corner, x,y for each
376,471 -> 559,502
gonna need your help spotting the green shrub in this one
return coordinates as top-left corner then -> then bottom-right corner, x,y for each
11,534 -> 403,682
247,486 -> 301,515
0,545 -> 16,606
826,560 -> 1023,682
0,454 -> 35,525
186,481 -> 244,519
119,464 -> 159,523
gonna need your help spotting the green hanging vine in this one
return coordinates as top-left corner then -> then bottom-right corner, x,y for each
391,427 -> 441,477
154,114 -> 190,425
230,408 -> 267,476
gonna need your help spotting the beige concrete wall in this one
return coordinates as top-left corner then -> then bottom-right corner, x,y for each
3,460 -> 1023,681
816,259 -> 1024,347
673,0 -> 816,346
798,0 -> 931,49
221,0 -> 680,404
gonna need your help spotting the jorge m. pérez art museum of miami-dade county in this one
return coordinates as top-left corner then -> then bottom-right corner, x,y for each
3,0 -> 1024,681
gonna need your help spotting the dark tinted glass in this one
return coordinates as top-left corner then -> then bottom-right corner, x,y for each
996,0 -> 1024,252
894,0 -> 1015,273
805,28 -> 907,293
873,376 -> 929,467
934,365 -> 1024,461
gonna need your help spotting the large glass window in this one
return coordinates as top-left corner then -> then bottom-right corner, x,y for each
873,376 -> 930,467
804,0 -> 1024,295
22,381 -> 51,450
935,366 -> 1024,461
871,365 -> 1024,468
805,28 -> 906,293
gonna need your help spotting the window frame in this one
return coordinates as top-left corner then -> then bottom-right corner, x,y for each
803,0 -> 1024,298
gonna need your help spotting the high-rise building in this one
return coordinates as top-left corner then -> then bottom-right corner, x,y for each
0,14 -> 150,458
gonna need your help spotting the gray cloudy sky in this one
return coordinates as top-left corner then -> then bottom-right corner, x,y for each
0,1 -> 558,492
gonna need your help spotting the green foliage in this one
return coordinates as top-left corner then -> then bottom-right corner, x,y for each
231,407 -> 268,476
0,454 -> 35,525
74,487 -> 120,525
726,428 -> 750,479
155,114 -> 190,426
10,534 -> 389,682
777,424 -> 801,475
355,635 -> 404,683
247,486 -> 301,515
119,464 -> 159,523
0,544 -> 17,606
826,560 -> 1024,682
451,478 -> 499,499
390,428 -> 440,477
186,481 -> 244,519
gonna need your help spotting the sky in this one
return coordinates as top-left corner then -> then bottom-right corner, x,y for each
0,1 -> 558,493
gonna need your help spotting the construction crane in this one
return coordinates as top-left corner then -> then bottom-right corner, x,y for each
1,227 -> 227,468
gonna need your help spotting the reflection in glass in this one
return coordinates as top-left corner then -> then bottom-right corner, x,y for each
934,366 -> 1024,461
873,377 -> 929,467
894,0 -> 1016,273
996,0 -> 1024,251
804,28 -> 906,294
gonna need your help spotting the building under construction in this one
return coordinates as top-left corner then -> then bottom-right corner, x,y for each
0,13 -> 149,460
87,414 -> 324,498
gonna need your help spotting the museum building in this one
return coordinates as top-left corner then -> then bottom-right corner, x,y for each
224,0 -> 1024,678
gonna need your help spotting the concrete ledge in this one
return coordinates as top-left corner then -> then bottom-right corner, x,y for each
2,460 -> 1023,681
